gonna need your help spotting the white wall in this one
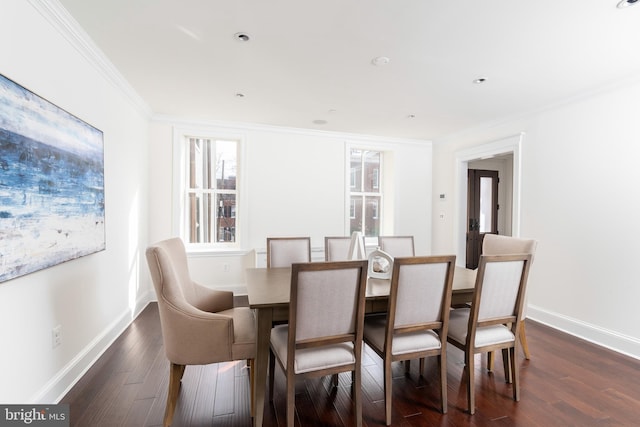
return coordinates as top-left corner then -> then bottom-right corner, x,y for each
149,121 -> 433,287
0,1 -> 152,403
432,81 -> 640,359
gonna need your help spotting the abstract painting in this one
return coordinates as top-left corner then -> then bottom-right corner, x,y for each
0,74 -> 105,283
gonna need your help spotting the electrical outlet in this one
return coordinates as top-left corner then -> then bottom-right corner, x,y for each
223,263 -> 230,272
52,325 -> 62,348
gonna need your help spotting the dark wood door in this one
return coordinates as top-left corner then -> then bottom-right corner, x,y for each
466,169 -> 499,269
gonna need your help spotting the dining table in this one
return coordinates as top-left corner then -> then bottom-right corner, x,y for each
245,264 -> 477,426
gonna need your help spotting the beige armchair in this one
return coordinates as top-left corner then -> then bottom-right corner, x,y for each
145,238 -> 256,427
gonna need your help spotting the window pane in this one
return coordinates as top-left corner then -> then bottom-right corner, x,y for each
187,192 -> 213,243
349,196 -> 363,234
364,195 -> 381,237
479,176 -> 493,233
363,151 -> 380,193
216,140 -> 237,190
189,138 -> 213,190
216,193 -> 236,242
350,149 -> 362,191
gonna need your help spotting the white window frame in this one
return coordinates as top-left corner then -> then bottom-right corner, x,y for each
173,126 -> 246,251
346,146 -> 384,245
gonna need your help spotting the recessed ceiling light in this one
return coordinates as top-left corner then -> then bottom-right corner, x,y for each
618,0 -> 638,8
312,119 -> 328,125
234,32 -> 250,42
473,78 -> 487,84
371,56 -> 391,66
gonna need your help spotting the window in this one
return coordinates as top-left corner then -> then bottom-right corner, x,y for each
177,135 -> 239,246
349,148 -> 382,237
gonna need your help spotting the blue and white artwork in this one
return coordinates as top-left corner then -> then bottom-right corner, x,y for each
0,74 -> 105,283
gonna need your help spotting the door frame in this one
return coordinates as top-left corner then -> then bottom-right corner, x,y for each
454,133 -> 524,267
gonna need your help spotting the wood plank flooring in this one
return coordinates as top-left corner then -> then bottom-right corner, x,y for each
61,301 -> 640,426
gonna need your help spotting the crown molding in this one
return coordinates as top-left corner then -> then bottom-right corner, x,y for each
28,0 -> 152,118
153,114 -> 432,147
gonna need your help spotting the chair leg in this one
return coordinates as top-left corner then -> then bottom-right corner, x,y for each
519,321 -> 531,359
248,359 -> 255,417
419,357 -> 425,377
286,370 -> 296,427
384,358 -> 393,425
354,365 -> 363,427
511,346 -> 520,401
487,351 -> 495,372
465,351 -> 476,415
438,353 -> 448,414
268,349 -> 275,402
164,363 -> 184,427
332,373 -> 339,388
502,348 -> 512,384
404,359 -> 411,374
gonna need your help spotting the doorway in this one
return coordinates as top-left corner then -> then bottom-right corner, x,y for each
466,169 -> 499,269
454,133 -> 523,268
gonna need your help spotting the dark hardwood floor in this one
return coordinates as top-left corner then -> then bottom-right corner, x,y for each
61,301 -> 640,426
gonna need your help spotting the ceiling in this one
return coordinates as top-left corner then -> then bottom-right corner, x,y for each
58,0 -> 640,141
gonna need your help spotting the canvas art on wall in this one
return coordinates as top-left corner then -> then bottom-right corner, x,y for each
0,74 -> 105,283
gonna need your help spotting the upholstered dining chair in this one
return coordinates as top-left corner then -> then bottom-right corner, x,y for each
447,253 -> 532,415
482,234 -> 537,369
363,255 -> 456,425
146,238 -> 256,427
268,260 -> 369,427
324,236 -> 352,261
325,233 -> 366,261
378,235 -> 415,258
266,237 -> 311,268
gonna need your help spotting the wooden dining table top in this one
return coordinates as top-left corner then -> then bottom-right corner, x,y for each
246,264 -> 477,309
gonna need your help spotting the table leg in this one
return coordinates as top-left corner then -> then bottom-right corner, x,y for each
253,307 -> 273,427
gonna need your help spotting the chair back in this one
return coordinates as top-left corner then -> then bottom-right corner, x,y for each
289,260 -> 368,350
146,238 -> 205,362
473,254 -> 532,327
483,234 -> 537,261
378,236 -> 415,257
324,236 -> 352,261
390,256 -> 456,331
267,237 -> 311,268
146,237 -> 196,313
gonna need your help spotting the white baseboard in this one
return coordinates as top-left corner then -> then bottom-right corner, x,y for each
527,304 -> 640,361
33,290 -> 155,404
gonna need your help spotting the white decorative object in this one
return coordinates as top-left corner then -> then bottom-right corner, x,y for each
367,247 -> 393,279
